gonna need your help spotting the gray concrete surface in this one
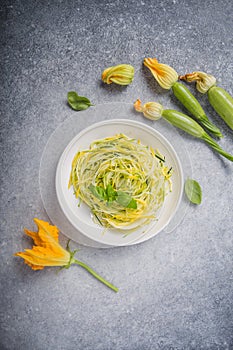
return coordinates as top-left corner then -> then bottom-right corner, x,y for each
1,0 -> 233,349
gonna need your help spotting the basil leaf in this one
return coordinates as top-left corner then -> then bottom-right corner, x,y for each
89,185 -> 137,209
89,184 -> 106,200
185,178 -> 202,205
105,184 -> 117,202
127,198 -> 137,209
67,91 -> 93,111
116,191 -> 132,207
96,186 -> 107,199
116,191 -> 137,209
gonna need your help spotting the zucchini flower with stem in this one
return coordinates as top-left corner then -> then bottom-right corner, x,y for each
15,218 -> 119,292
102,64 -> 134,85
179,71 -> 233,130
134,99 -> 233,162
143,58 -> 222,138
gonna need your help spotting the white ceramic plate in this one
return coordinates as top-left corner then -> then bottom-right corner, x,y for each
55,119 -> 183,247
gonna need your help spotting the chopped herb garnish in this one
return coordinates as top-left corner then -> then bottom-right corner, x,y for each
89,184 -> 137,209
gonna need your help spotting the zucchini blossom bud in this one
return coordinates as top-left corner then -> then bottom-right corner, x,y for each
179,71 -> 216,93
101,64 -> 134,85
134,99 -> 163,120
144,58 -> 178,89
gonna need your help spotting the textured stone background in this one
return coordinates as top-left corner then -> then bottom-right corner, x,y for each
0,0 -> 233,349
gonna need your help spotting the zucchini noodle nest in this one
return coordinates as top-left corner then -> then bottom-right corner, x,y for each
69,134 -> 172,230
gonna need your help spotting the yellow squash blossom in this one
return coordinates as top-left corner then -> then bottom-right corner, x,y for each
134,99 -> 163,120
15,219 -> 118,292
102,64 -> 134,85
15,218 -> 70,270
179,71 -> 216,93
144,58 -> 178,89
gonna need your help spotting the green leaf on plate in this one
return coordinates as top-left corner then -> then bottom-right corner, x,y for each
89,184 -> 137,209
185,178 -> 202,205
105,184 -> 117,203
126,198 -> 137,209
67,91 -> 93,111
89,184 -> 106,201
116,191 -> 137,209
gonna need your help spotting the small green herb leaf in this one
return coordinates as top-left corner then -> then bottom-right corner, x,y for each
185,178 -> 202,205
89,184 -> 137,209
116,191 -> 132,207
89,184 -> 106,200
116,191 -> 137,209
96,186 -> 107,199
67,91 -> 93,111
127,198 -> 137,209
105,184 -> 117,203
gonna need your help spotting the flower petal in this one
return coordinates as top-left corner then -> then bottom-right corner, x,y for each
34,218 -> 59,243
24,219 -> 59,247
102,64 -> 134,85
24,259 -> 45,270
179,71 -> 216,93
24,228 -> 43,246
143,102 -> 163,120
15,245 -> 70,267
144,58 -> 178,89
134,99 -> 144,112
15,219 -> 71,270
134,99 -> 163,120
